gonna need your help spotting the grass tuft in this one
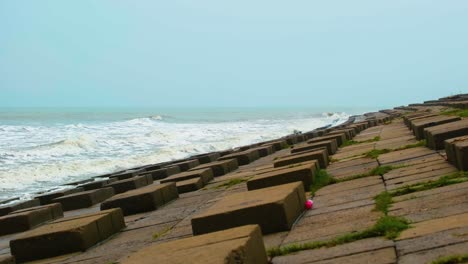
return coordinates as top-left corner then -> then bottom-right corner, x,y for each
152,227 -> 172,240
374,191 -> 392,214
215,178 -> 249,189
440,108 -> 468,118
393,140 -> 426,151
310,169 -> 337,196
390,171 -> 468,197
432,254 -> 468,264
267,216 -> 409,257
364,149 -> 391,159
341,136 -> 381,147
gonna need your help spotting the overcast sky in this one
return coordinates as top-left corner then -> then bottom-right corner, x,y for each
1,1 -> 467,108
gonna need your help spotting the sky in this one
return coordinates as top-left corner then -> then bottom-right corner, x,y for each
1,1 -> 467,108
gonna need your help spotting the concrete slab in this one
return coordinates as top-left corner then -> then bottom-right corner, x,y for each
105,175 -> 153,194
247,161 -> 317,191
397,212 -> 468,240
52,187 -> 115,211
160,168 -> 213,185
119,225 -> 267,264
0,199 -> 41,217
147,166 -> 180,180
424,119 -> 468,149
218,149 -> 260,166
176,177 -> 204,193
190,159 -> 238,177
101,183 -> 178,216
291,140 -> 338,155
411,115 -> 461,140
78,178 -> 117,191
35,188 -> 84,206
272,238 -> 395,264
171,159 -> 200,172
308,133 -> 346,147
445,136 -> 468,170
0,203 -> 63,236
274,149 -> 328,169
9,208 -> 125,262
191,182 -> 306,235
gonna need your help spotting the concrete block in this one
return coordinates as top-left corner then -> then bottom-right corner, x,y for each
424,119 -> 468,149
218,149 -> 260,166
35,188 -> 84,205
105,175 -> 152,194
274,149 -> 328,169
119,225 -> 267,264
191,182 -> 306,235
10,208 -> 125,262
308,133 -> 346,147
147,166 -> 180,180
176,177 -> 204,194
171,159 -> 200,172
100,183 -> 178,216
0,199 -> 41,216
78,178 -> 117,191
291,139 -> 338,155
52,188 -> 115,211
0,203 -> 63,236
411,116 -> 461,140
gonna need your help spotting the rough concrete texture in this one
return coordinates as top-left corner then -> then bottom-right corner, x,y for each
52,187 -> 115,211
191,182 -> 306,235
9,208 -> 125,262
101,183 -> 178,216
119,225 -> 268,264
274,149 -> 328,169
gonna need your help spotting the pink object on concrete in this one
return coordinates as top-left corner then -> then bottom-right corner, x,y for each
305,199 -> 313,210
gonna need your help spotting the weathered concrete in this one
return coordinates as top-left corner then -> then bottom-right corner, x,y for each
171,159 -> 200,172
78,178 -> 117,191
274,149 -> 328,169
410,115 -> 461,140
0,203 -> 63,235
52,187 -> 115,211
291,139 -> 338,155
424,119 -> 468,149
247,161 -> 317,191
160,168 -> 213,185
105,175 -> 153,194
0,199 -> 40,217
101,183 -> 178,216
191,182 -> 305,235
190,159 -> 238,177
444,135 -> 468,170
9,208 -> 125,262
35,188 -> 84,206
176,177 -> 204,193
308,133 -> 347,147
218,149 -> 260,165
147,166 -> 180,180
119,225 -> 267,264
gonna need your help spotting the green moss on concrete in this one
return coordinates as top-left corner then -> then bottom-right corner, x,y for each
215,178 -> 249,189
267,216 -> 409,257
364,149 -> 391,159
432,254 -> 468,264
441,108 -> 468,118
374,191 -> 392,215
337,165 -> 404,182
391,171 -> 468,197
310,170 -> 337,196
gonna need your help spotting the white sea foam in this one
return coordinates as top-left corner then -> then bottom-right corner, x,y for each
0,111 -> 350,200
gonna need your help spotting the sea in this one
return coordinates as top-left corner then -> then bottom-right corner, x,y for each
0,107 -> 375,202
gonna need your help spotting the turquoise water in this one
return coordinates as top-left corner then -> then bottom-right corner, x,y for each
0,107 -> 374,201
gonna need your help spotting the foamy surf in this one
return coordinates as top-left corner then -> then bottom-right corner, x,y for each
0,109 -> 355,201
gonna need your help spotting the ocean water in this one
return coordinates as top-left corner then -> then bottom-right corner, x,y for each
0,107 -> 372,201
